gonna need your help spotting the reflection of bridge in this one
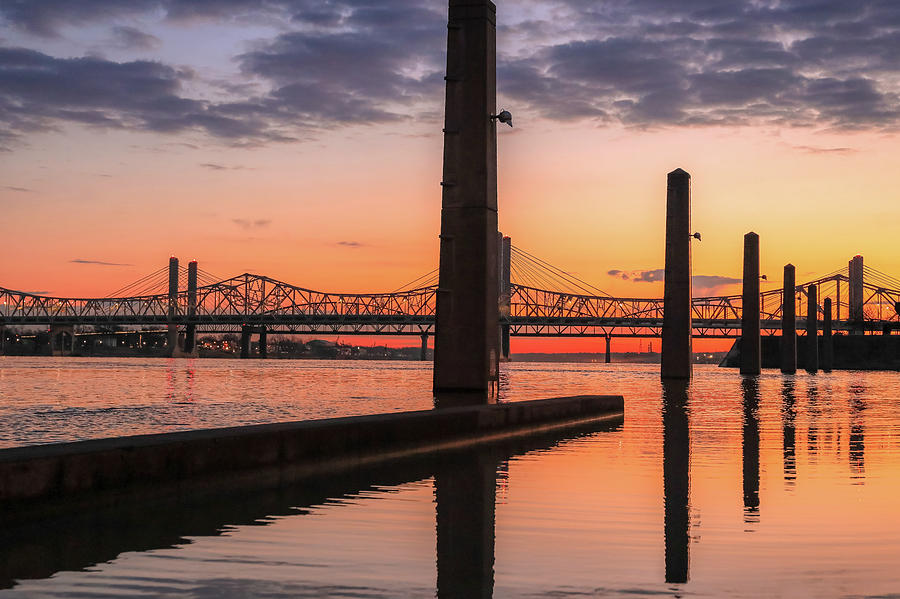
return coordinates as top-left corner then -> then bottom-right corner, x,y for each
2,245 -> 900,352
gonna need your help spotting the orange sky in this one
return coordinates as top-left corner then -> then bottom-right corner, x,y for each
2,1 -> 899,354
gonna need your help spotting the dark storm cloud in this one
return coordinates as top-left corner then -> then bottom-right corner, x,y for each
4,0 -> 900,147
0,1 -> 446,147
70,259 -> 132,266
499,0 -> 900,129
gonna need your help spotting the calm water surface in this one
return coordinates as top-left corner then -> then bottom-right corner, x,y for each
1,358 -> 899,597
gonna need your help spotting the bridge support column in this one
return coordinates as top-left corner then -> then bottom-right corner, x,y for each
605,335 -> 611,364
184,260 -> 198,354
258,327 -> 267,358
433,0 -> 500,403
661,168 -> 692,380
420,333 -> 429,361
822,298 -> 833,372
806,285 -> 818,373
0,325 -> 5,356
167,256 -> 179,356
240,326 -> 251,359
781,264 -> 797,374
849,255 -> 864,331
499,235 -> 511,362
49,325 -> 75,356
740,232 -> 761,375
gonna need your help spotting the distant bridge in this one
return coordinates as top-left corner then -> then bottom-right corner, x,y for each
2,245 -> 899,354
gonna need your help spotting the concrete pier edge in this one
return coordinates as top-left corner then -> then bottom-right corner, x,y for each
0,395 -> 623,521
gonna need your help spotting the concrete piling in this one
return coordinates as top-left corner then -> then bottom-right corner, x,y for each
781,264 -> 797,374
605,335 -> 611,364
420,333 -> 429,361
822,298 -> 833,372
806,285 -> 818,373
661,168 -> 693,380
433,0 -> 500,402
740,232 -> 761,375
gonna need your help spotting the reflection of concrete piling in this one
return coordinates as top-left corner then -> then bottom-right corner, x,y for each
822,298 -> 834,372
167,256 -> 179,355
661,169 -> 692,380
185,260 -> 198,354
741,378 -> 760,522
806,285 -> 818,373
435,453 -> 496,599
433,0 -> 500,401
781,264 -> 797,374
740,232 -> 761,375
662,380 -> 690,583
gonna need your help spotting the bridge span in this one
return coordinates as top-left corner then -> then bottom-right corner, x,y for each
2,251 -> 899,352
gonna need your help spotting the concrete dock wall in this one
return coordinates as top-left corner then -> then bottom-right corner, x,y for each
0,395 -> 623,517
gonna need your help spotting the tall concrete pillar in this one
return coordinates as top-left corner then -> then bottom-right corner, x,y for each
806,285 -> 818,373
661,168 -> 692,380
605,335 -> 611,363
822,298 -> 833,372
258,327 -> 267,358
433,0 -> 499,402
167,256 -> 179,354
499,235 -> 511,361
781,264 -> 797,374
420,333 -> 429,361
240,326 -> 251,359
184,260 -> 198,354
740,232 -> 761,375
849,255 -> 864,326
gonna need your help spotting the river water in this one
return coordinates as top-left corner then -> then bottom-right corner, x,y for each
1,357 -> 899,597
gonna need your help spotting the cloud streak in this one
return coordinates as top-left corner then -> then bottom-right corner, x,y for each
70,259 -> 132,266
232,218 -> 271,230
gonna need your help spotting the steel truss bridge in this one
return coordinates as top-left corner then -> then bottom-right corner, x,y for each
2,251 -> 899,339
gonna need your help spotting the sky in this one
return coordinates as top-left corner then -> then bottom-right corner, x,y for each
2,0 -> 899,351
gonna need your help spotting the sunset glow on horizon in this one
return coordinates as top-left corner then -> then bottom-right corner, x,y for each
3,1 -> 899,353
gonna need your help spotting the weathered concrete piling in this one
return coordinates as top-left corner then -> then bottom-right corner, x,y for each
741,232 -> 761,375
781,264 -> 797,374
661,169 -> 693,380
433,0 -> 500,400
806,285 -> 818,373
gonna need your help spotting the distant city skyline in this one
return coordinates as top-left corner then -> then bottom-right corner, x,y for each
3,0 -> 899,352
